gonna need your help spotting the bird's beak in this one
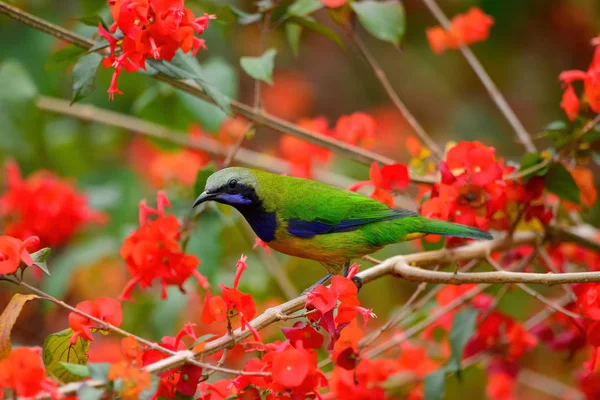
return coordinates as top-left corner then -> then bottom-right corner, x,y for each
192,191 -> 217,208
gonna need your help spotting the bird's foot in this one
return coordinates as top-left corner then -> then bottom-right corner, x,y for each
352,276 -> 363,291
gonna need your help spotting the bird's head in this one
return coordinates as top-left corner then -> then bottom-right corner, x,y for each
193,167 -> 260,209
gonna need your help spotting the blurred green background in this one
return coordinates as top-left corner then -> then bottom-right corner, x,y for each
1,0 -> 599,398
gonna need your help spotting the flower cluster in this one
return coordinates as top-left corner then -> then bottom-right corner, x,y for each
0,347 -> 58,399
201,255 -> 260,341
99,0 -> 215,99
0,161 -> 105,249
559,35 -> 600,120
348,162 -> 409,207
427,7 -> 494,54
120,191 -> 208,300
425,284 -> 537,400
419,141 -> 551,245
280,112 -> 377,178
127,125 -> 209,188
69,297 -> 123,344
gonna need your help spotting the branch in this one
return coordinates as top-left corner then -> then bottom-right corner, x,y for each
349,32 -> 444,160
420,0 -> 537,153
35,96 -> 354,189
16,280 -> 267,378
0,1 -> 436,185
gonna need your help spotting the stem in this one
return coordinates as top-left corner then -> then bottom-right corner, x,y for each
420,0 -> 537,153
349,32 -> 444,160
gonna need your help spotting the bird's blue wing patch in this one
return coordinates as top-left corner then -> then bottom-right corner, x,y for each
287,209 -> 417,238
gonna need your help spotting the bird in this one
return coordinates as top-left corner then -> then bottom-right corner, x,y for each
193,167 -> 493,289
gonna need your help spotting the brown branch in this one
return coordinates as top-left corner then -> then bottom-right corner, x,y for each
35,96 -> 355,189
349,32 -> 444,160
420,0 -> 537,153
0,1 -> 436,185
16,280 -> 267,378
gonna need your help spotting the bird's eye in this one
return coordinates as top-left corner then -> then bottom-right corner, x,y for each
227,179 -> 238,189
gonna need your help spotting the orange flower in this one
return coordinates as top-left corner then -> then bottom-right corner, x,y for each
108,361 -> 152,400
69,297 -> 123,344
261,70 -> 316,120
335,112 -> 377,147
571,167 -> 597,207
427,7 -> 494,54
279,117 -> 333,178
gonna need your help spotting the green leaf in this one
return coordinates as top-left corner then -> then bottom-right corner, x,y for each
175,57 -> 237,131
30,247 -> 51,276
519,152 -> 549,181
424,368 -> 446,400
194,163 -> 217,196
72,15 -> 106,28
351,0 -> 405,45
583,130 -> 600,144
447,308 -> 478,376
240,48 -> 277,85
43,328 -> 91,383
146,51 -> 233,116
287,0 -> 323,17
60,362 -> 91,377
71,52 -> 103,105
46,45 -> 86,71
78,385 -> 104,400
545,120 -> 568,131
545,163 -> 581,204
227,5 -> 263,25
287,16 -> 344,49
286,23 -> 302,56
88,362 -> 111,381
191,333 -> 217,347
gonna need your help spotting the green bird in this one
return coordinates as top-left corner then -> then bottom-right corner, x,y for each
193,167 -> 493,287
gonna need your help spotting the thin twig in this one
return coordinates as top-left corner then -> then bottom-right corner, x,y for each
35,96 -> 355,189
420,0 -> 537,153
16,280 -> 267,377
486,256 -> 583,320
349,32 -> 444,160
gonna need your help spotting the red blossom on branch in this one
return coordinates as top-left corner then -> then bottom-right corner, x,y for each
119,191 -> 208,300
99,0 -> 216,99
0,347 -> 58,399
69,297 -> 123,344
348,162 -> 409,207
0,235 -> 40,275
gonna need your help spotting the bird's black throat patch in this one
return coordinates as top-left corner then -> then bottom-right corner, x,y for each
212,183 -> 277,242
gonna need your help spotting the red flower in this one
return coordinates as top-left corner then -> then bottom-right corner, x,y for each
427,7 -> 494,54
561,84 -> 581,121
100,0 -> 215,99
0,235 -> 39,274
281,322 -> 324,349
486,373 -> 516,400
576,283 -> 600,320
335,112 -> 377,147
279,117 -> 333,179
305,284 -> 337,314
321,0 -> 346,8
271,347 -> 311,387
348,162 -> 410,207
69,297 -> 123,344
0,161 -> 105,248
0,347 -> 58,399
558,35 -> 600,119
201,291 -> 228,324
252,238 -> 271,255
119,191 -> 208,300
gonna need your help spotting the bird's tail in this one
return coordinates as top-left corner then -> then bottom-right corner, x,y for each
418,218 -> 493,241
